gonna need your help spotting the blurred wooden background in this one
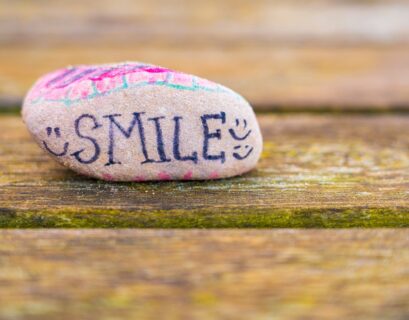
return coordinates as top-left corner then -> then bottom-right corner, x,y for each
1,2 -> 409,319
1,0 -> 409,110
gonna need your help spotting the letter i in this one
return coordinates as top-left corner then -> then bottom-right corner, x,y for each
148,116 -> 171,163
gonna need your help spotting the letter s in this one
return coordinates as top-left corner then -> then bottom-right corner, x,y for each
71,114 -> 102,164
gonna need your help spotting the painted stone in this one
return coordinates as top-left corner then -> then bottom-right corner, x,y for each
22,62 -> 263,181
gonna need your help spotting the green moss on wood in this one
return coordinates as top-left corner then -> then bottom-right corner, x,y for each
0,207 -> 407,228
0,106 -> 21,115
1,114 -> 409,228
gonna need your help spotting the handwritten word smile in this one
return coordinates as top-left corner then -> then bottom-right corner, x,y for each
42,111 -> 254,166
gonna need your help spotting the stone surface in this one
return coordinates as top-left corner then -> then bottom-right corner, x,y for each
22,62 -> 262,181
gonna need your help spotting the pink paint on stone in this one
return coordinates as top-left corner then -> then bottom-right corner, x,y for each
158,172 -> 172,181
26,62 -> 232,105
209,171 -> 219,179
142,67 -> 169,73
44,87 -> 66,100
102,173 -> 114,181
133,175 -> 145,182
171,72 -> 192,87
68,81 -> 93,100
197,77 -> 218,90
95,76 -> 123,93
90,65 -> 135,81
183,170 -> 193,180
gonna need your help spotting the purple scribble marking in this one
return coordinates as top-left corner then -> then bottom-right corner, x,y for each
89,65 -> 154,81
48,65 -> 168,89
52,68 -> 97,89
28,62 -> 239,106
46,68 -> 77,87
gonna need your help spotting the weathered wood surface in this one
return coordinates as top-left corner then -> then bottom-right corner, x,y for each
0,229 -> 408,320
3,45 -> 409,111
2,0 -> 409,45
2,0 -> 409,110
1,114 -> 408,227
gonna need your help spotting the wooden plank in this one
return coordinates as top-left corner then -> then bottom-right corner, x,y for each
0,114 -> 408,227
2,0 -> 409,45
2,0 -> 409,110
2,44 -> 409,111
0,229 -> 408,319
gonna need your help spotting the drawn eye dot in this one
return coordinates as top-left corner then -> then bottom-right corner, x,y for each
234,145 -> 241,150
46,127 -> 52,136
54,127 -> 61,137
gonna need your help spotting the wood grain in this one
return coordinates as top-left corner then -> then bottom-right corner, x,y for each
2,0 -> 409,45
0,229 -> 408,320
2,0 -> 409,110
2,44 -> 409,111
1,114 -> 408,227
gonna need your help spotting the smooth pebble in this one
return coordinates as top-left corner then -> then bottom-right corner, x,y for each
22,62 -> 263,181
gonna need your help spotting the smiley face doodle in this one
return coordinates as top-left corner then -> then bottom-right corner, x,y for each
229,118 -> 254,160
42,127 -> 69,157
